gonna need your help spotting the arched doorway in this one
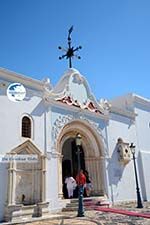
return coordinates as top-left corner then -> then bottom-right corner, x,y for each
62,137 -> 85,198
57,119 -> 107,199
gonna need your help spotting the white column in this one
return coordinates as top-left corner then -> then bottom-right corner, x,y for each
57,153 -> 63,198
41,155 -> 46,202
8,154 -> 16,205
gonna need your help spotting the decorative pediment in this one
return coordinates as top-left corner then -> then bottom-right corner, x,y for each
8,140 -> 43,156
49,68 -> 105,114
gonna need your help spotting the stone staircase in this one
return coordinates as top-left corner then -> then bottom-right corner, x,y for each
62,196 -> 110,212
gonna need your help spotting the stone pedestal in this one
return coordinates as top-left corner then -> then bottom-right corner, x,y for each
4,204 -> 22,222
5,202 -> 49,222
5,204 -> 36,222
36,202 -> 49,217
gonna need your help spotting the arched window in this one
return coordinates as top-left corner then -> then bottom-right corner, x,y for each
22,116 -> 31,138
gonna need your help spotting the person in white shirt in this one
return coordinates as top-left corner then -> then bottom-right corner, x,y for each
65,175 -> 77,198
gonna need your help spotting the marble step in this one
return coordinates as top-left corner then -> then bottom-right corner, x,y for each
62,196 -> 109,212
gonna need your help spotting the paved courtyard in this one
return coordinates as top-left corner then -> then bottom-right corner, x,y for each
8,201 -> 150,225
25,211 -> 150,225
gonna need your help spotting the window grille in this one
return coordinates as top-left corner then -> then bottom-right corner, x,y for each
22,116 -> 31,138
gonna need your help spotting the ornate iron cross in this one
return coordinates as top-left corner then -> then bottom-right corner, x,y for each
58,26 -> 82,68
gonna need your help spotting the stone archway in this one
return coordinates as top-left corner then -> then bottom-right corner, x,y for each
56,119 -> 106,198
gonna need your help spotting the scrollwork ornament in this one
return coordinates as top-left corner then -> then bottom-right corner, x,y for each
52,115 -> 74,146
79,116 -> 102,136
79,115 -> 109,156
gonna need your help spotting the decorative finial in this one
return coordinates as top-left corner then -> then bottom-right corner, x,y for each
58,26 -> 82,68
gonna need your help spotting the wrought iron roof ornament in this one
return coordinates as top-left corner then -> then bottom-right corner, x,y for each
58,26 -> 82,68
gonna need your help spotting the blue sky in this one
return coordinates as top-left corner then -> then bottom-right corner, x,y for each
0,0 -> 150,100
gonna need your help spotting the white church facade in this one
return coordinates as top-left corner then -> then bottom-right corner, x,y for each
0,67 -> 150,222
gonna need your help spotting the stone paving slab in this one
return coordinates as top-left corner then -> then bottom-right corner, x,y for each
25,209 -> 150,225
2,202 -> 150,225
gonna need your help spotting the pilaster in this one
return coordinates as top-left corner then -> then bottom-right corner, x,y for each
57,153 -> 63,198
41,155 -> 46,202
8,154 -> 16,205
85,156 -> 105,195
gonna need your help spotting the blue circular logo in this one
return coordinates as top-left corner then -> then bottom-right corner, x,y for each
7,83 -> 26,102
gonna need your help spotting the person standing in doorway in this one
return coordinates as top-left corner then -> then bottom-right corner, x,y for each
65,175 -> 77,198
76,170 -> 86,189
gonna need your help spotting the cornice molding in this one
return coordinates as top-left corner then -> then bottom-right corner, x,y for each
110,105 -> 137,119
0,67 -> 43,91
133,95 -> 150,108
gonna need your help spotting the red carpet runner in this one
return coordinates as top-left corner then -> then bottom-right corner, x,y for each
84,201 -> 150,219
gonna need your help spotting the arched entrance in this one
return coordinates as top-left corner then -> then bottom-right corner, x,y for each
57,119 -> 107,199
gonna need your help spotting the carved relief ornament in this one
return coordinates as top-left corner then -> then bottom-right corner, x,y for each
52,115 -> 74,146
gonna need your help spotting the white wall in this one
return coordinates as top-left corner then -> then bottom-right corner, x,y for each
0,84 -> 46,153
0,78 -> 46,221
106,112 -> 138,203
135,105 -> 150,151
134,103 -> 150,201
139,151 -> 150,201
0,164 -> 8,222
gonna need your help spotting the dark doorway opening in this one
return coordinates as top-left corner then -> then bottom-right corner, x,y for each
62,138 -> 85,198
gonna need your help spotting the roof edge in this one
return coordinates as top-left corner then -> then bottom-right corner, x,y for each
0,67 -> 44,91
